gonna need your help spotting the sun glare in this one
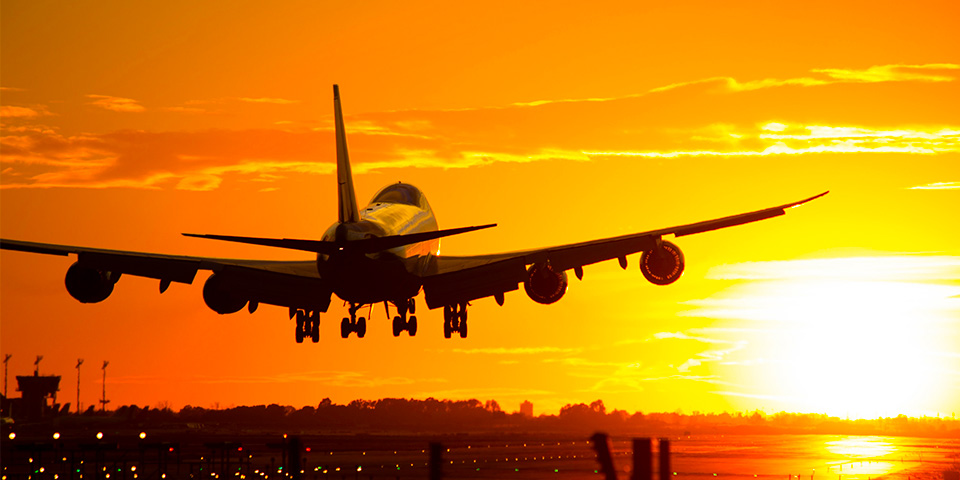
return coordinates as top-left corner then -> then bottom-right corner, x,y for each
686,256 -> 960,418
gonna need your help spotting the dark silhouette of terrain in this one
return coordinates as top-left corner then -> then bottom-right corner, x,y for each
7,397 -> 956,438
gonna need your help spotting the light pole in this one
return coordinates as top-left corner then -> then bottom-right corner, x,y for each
76,359 -> 84,414
100,361 -> 110,412
34,355 -> 43,375
3,354 -> 11,398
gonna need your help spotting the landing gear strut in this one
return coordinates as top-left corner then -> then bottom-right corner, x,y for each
443,302 -> 468,339
295,310 -> 321,344
340,303 -> 367,338
391,298 -> 418,337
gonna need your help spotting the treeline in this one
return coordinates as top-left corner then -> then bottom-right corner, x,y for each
89,398 -> 959,438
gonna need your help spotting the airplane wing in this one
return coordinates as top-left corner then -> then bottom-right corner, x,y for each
419,191 -> 828,309
0,239 -> 332,313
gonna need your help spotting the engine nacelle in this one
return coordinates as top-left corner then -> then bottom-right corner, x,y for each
639,240 -> 685,285
202,273 -> 247,314
65,262 -> 119,303
523,262 -> 568,304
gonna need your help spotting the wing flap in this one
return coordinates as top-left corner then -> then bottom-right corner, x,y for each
79,251 -> 200,283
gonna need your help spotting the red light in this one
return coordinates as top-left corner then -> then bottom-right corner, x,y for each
305,448 -> 311,452
168,447 -> 174,452
238,447 -> 243,452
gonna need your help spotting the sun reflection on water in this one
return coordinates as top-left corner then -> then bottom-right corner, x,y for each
822,437 -> 900,479
825,437 -> 897,458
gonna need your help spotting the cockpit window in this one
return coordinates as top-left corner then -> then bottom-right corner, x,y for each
371,183 -> 423,207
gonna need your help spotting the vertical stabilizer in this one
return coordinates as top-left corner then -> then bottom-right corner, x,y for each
334,85 -> 360,224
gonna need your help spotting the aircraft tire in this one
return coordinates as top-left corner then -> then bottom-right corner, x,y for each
408,316 -> 417,336
443,320 -> 452,339
296,326 -> 304,343
357,317 -> 367,338
311,317 -> 320,342
459,319 -> 468,338
340,318 -> 350,338
392,316 -> 402,337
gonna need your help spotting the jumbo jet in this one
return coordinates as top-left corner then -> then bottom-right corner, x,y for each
0,85 -> 827,342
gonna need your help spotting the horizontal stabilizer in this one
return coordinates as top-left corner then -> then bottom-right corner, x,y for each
183,223 -> 496,255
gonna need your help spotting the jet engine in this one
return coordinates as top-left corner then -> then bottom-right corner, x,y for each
65,262 -> 119,303
639,240 -> 685,285
202,273 -> 247,314
523,262 -> 568,304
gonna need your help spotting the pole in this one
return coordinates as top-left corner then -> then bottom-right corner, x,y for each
632,438 -> 653,480
3,354 -> 11,398
659,439 -> 671,480
100,361 -> 110,412
76,359 -> 84,414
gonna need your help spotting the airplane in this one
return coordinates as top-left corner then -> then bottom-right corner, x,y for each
0,85 -> 828,343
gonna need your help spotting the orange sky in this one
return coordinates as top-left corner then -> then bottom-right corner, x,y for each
2,0 -> 958,419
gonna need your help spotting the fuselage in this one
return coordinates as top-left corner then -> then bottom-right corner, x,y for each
317,182 -> 439,304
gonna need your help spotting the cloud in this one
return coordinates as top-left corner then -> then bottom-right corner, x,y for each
87,94 -> 145,112
650,63 -> 959,95
0,105 -> 51,118
910,181 -> 960,190
703,255 -> 960,282
1,86 -> 26,92
5,63 -> 957,190
239,97 -> 300,105
451,346 -> 582,355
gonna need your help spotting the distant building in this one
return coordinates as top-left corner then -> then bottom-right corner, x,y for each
15,372 -> 61,420
520,400 -> 533,418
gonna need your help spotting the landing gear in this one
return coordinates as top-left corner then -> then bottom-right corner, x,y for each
341,303 -> 367,338
294,310 -> 321,344
391,298 -> 418,337
443,302 -> 468,339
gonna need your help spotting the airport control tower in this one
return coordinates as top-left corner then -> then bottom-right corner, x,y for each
16,372 -> 61,420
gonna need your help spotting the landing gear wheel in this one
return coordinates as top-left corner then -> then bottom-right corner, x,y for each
295,310 -> 306,343
357,317 -> 367,338
459,318 -> 468,338
408,316 -> 417,336
340,318 -> 350,338
392,316 -> 402,337
310,314 -> 320,343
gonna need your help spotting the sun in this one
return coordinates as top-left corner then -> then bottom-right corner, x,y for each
687,255 -> 960,418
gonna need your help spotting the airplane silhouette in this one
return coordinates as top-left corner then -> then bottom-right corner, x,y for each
0,85 -> 827,342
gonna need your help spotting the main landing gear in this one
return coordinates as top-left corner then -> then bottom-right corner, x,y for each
443,302 -> 468,339
340,303 -> 367,338
392,298 -> 418,337
294,310 -> 320,344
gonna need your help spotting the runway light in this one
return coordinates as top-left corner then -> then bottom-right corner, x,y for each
139,432 -> 146,439
8,433 -> 14,440
53,432 -> 60,439
131,467 -> 137,472
96,432 -> 103,440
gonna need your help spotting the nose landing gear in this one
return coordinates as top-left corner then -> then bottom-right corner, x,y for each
443,302 -> 468,338
392,298 -> 418,337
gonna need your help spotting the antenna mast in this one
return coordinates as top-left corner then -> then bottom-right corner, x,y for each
76,359 -> 84,414
100,361 -> 110,412
3,354 -> 11,398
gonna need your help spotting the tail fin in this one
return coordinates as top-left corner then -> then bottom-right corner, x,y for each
334,85 -> 360,224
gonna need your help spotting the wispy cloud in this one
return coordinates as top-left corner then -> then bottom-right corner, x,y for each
651,63 -> 959,94
452,346 -> 582,355
87,94 -> 145,112
1,106 -> 41,118
239,97 -> 300,105
910,181 -> 960,190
